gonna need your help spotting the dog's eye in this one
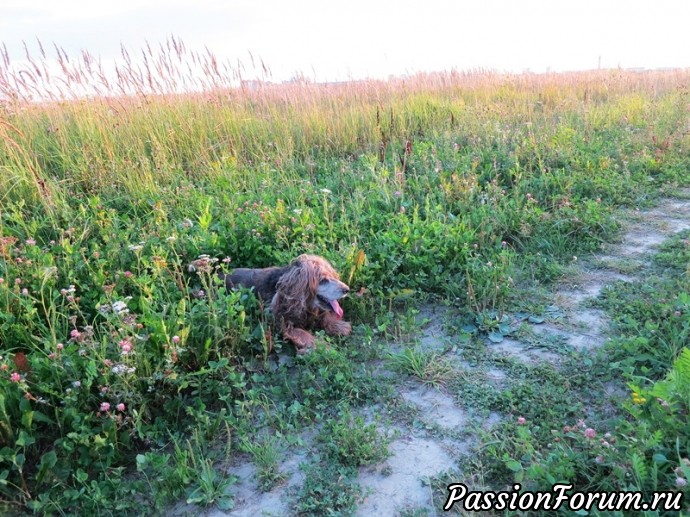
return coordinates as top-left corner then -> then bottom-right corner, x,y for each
319,278 -> 329,285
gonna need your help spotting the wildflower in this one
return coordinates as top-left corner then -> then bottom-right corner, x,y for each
111,364 -> 136,375
21,288 -> 28,296
189,255 -> 218,274
320,188 -> 332,194
116,403 -> 126,412
48,352 -> 57,359
152,256 -> 167,268
15,278 -> 21,285
181,218 -> 194,229
292,209 -> 302,215
394,191 -> 402,197
676,477 -> 688,488
584,428 -> 596,439
632,392 -> 647,404
124,271 -> 133,278
111,301 -> 129,314
10,372 -> 21,382
128,244 -> 143,252
172,335 -> 180,344
70,329 -> 82,340
25,238 -> 36,245
0,278 -> 4,284
595,455 -> 604,464
166,236 -> 176,242
222,256 -> 232,263
72,381 -> 81,388
119,339 -> 132,355
517,416 -> 527,425
100,402 -> 110,412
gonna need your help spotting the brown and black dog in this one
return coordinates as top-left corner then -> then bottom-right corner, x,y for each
222,254 -> 351,352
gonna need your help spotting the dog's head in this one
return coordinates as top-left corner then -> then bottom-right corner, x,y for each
275,254 -> 349,319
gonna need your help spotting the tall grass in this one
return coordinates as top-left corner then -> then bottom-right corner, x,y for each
2,40 -> 689,216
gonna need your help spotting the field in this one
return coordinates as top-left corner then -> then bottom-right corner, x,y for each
1,44 -> 690,515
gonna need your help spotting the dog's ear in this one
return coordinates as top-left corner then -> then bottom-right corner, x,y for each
279,258 -> 319,298
273,258 -> 319,316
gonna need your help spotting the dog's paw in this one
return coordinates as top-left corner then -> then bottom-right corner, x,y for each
336,320 -> 352,336
322,312 -> 352,336
285,327 -> 316,353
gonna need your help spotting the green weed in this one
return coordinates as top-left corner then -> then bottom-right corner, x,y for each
387,348 -> 456,389
318,410 -> 390,468
240,435 -> 287,491
295,462 -> 360,516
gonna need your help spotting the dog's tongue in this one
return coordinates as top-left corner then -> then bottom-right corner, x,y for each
330,299 -> 344,319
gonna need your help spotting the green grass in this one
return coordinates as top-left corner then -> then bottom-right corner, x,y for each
388,347 -> 456,388
1,42 -> 690,514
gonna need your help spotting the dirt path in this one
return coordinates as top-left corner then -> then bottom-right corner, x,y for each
182,192 -> 690,517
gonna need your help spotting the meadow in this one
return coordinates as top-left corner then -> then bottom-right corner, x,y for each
1,42 -> 690,514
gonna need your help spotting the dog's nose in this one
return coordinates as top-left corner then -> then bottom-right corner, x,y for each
342,286 -> 350,294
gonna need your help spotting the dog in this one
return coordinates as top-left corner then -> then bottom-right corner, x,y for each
222,254 -> 352,353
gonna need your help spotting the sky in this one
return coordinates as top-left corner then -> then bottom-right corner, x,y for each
1,0 -> 690,84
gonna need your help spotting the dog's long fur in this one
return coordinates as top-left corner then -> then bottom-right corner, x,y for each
222,254 -> 351,352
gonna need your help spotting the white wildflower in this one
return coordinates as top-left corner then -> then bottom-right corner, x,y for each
111,301 -> 129,315
111,364 -> 136,375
